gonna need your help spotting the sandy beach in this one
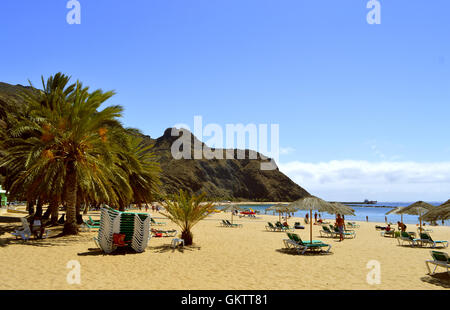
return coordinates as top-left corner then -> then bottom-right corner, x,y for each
0,209 -> 449,290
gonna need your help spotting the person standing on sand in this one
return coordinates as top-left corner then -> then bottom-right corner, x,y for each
314,212 -> 317,223
335,214 -> 345,241
397,221 -> 407,232
366,216 -> 368,222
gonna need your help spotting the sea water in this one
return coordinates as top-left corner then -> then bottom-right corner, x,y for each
219,202 -> 449,226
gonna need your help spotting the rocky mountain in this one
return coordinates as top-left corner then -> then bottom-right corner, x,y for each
0,82 -> 310,202
140,128 -> 310,201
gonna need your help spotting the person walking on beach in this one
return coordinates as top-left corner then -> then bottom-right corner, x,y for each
366,216 -> 368,222
305,213 -> 309,224
335,214 -> 345,242
314,212 -> 318,223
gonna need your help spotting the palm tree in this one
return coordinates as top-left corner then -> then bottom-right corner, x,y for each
161,190 -> 215,246
117,129 -> 161,210
2,73 -> 125,235
1,73 -> 161,236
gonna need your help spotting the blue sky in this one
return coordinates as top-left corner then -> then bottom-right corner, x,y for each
1,1 -> 449,201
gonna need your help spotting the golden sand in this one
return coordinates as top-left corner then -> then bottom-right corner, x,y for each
0,210 -> 449,290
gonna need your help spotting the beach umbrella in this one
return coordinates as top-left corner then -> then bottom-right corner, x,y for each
267,204 -> 293,222
289,196 -> 343,244
421,200 -> 450,222
220,204 -> 244,224
397,201 -> 434,232
385,207 -> 405,223
330,202 -> 355,216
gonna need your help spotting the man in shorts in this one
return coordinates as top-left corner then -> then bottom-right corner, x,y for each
335,214 -> 345,241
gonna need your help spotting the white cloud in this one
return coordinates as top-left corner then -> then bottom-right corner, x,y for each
280,147 -> 295,155
278,160 -> 450,201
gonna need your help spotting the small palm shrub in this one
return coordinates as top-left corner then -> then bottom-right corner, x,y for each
161,190 -> 215,246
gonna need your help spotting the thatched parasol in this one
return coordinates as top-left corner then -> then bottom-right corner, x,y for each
220,204 -> 244,224
289,196 -> 343,244
385,206 -> 405,223
330,202 -> 355,216
397,201 -> 434,232
267,204 -> 297,222
421,200 -> 450,222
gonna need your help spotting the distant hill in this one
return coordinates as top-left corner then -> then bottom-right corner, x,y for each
139,128 -> 310,201
0,82 -> 310,202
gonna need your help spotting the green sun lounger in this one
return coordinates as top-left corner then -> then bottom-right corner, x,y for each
330,225 -> 356,238
347,222 -> 360,228
425,251 -> 450,275
226,220 -> 242,228
417,233 -> 448,248
275,222 -> 294,232
150,218 -> 166,226
320,226 -> 339,238
397,231 -> 420,247
283,233 -> 331,255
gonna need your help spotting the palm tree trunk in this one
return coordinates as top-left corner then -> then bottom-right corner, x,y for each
42,203 -> 51,220
27,199 -> 35,215
75,198 -> 83,224
36,198 -> 43,216
181,229 -> 193,246
50,196 -> 59,226
63,162 -> 78,235
119,199 -> 125,212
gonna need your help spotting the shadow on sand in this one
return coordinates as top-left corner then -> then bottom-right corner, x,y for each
150,244 -> 201,254
275,248 -> 333,256
77,244 -> 201,255
420,272 -> 450,288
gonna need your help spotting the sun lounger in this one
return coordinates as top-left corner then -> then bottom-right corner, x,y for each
380,228 -> 396,238
11,218 -> 32,241
275,222 -> 294,232
320,225 -> 339,238
151,229 -> 177,237
226,220 -> 242,228
82,220 -> 100,231
283,233 -> 332,255
425,251 -> 450,275
151,218 -> 166,226
96,207 -> 151,253
347,222 -> 360,228
88,216 -> 100,225
416,232 -> 448,248
331,225 -> 356,239
397,231 -> 420,247
294,222 -> 305,229
266,222 -> 278,231
12,218 -> 50,240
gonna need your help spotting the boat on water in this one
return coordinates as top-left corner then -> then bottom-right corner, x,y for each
364,199 -> 378,204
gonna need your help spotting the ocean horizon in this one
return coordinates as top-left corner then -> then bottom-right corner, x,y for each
217,201 -> 449,226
